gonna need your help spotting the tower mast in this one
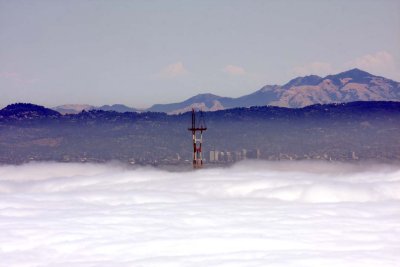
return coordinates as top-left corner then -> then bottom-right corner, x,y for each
188,108 -> 207,168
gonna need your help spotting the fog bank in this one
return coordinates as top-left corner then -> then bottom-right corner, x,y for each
1,161 -> 399,266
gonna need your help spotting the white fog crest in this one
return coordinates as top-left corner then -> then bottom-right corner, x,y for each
1,161 -> 400,266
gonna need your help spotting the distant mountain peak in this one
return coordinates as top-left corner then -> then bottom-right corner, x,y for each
323,68 -> 376,86
332,68 -> 373,79
1,103 -> 60,118
282,69 -> 376,90
53,104 -> 95,114
188,93 -> 222,101
3,103 -> 53,112
97,104 -> 138,113
283,75 -> 322,89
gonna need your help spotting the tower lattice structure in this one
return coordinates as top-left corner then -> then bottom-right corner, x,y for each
188,109 -> 207,168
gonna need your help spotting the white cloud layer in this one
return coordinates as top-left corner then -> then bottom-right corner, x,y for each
160,62 -> 188,78
0,71 -> 39,86
223,64 -> 246,75
1,161 -> 400,266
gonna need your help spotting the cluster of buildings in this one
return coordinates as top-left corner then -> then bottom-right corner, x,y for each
208,149 -> 261,163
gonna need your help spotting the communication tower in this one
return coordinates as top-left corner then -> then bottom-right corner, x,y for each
188,109 -> 207,168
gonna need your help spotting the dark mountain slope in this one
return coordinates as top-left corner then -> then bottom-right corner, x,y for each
0,103 -> 60,119
0,101 -> 399,164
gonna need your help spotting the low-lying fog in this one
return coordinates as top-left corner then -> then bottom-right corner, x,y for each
1,161 -> 399,267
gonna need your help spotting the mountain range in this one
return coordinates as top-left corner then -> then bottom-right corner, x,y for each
48,68 -> 399,114
53,104 -> 139,114
148,69 -> 400,114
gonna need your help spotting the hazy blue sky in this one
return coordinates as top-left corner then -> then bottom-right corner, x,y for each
1,0 -> 399,108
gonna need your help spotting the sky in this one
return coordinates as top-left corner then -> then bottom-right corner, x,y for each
1,161 -> 399,266
0,0 -> 399,108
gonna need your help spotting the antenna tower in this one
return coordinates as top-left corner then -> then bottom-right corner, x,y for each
188,109 -> 207,168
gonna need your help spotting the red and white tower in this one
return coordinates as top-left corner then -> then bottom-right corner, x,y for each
188,109 -> 207,168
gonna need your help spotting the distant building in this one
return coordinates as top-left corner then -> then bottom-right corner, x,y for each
242,149 -> 247,160
247,149 -> 261,159
209,151 -> 215,162
209,150 -> 219,162
225,151 -> 233,162
235,151 -> 242,161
